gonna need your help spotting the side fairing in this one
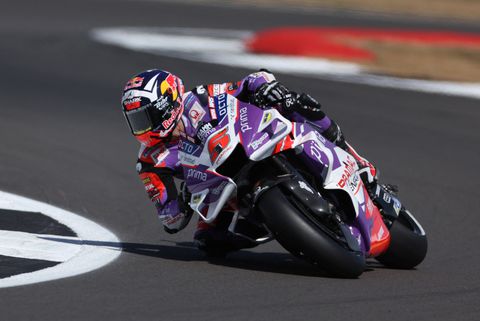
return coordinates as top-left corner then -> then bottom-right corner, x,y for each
179,93 -> 292,223
289,122 -> 384,253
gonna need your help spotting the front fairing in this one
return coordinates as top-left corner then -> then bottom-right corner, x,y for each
179,93 -> 291,223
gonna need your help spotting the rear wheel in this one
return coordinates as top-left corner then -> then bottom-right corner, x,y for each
257,186 -> 365,278
377,209 -> 427,269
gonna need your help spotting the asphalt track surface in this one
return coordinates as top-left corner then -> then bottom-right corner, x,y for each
1,1 -> 480,320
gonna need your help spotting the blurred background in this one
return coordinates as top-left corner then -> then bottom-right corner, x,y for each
0,1 -> 479,320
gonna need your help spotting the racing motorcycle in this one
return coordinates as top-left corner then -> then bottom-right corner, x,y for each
179,93 -> 427,278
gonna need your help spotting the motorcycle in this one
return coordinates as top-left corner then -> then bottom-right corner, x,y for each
179,92 -> 427,278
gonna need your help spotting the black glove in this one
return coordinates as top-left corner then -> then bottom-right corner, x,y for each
253,80 -> 323,113
253,81 -> 292,108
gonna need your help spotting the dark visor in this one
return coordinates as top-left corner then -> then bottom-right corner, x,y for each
124,105 -> 153,135
124,98 -> 177,136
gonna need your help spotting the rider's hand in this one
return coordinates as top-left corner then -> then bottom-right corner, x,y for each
254,81 -> 322,115
161,183 -> 194,234
253,81 -> 292,108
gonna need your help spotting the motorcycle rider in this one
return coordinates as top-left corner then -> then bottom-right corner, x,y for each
121,69 -> 377,254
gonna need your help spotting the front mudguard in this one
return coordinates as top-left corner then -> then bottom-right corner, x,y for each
253,175 -> 331,218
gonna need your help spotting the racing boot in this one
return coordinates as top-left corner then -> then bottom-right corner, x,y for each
193,212 -> 256,258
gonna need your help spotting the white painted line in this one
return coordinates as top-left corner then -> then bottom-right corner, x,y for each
0,231 -> 81,262
0,190 -> 121,288
91,27 -> 480,100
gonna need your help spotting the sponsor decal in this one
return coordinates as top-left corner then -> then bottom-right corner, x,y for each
181,154 -> 197,165
208,127 -> 230,163
154,96 -> 170,111
160,74 -> 178,100
209,97 -> 217,119
124,77 -> 144,90
141,172 -> 165,201
161,105 -> 182,130
196,85 -> 206,95
248,132 -> 269,150
227,83 -> 238,91
180,140 -> 201,155
212,84 -> 226,96
383,193 -> 391,203
239,107 -> 252,132
187,168 -> 208,181
189,103 -> 206,127
284,94 -> 297,109
393,198 -> 402,215
154,148 -> 170,165
310,142 -> 324,163
337,158 -> 360,193
197,122 -> 215,143
261,111 -> 272,126
215,93 -> 228,120
144,182 -> 158,197
123,97 -> 141,110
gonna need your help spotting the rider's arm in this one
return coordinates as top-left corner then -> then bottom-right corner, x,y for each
137,146 -> 192,234
239,70 -> 346,148
233,70 -> 277,102
208,69 -> 345,147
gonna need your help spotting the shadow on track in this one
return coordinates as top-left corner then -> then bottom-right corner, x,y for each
39,236 -> 331,277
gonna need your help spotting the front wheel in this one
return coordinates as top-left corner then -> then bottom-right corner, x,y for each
257,186 -> 365,278
376,209 -> 427,269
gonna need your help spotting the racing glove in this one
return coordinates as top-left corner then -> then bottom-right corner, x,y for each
253,80 -> 323,114
163,183 -> 194,234
253,81 -> 295,109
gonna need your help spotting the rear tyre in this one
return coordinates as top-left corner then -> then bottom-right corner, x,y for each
258,187 -> 365,278
376,209 -> 427,269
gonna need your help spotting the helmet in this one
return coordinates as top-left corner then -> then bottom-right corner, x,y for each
121,69 -> 185,146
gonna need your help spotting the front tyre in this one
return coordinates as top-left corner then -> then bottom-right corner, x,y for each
377,209 -> 428,269
257,187 -> 365,278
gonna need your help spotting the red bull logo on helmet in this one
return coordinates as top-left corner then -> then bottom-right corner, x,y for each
160,74 -> 179,101
124,77 -> 144,91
